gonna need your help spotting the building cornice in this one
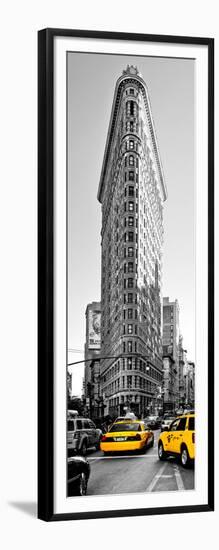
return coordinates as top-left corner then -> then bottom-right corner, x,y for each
97,72 -> 167,203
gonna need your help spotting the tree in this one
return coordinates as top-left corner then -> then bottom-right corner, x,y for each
68,396 -> 84,416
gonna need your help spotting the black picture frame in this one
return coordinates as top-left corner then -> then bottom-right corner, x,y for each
38,28 -> 214,522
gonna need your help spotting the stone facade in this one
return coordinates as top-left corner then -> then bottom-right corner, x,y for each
84,302 -> 102,419
184,361 -> 195,409
98,66 -> 167,418
162,297 -> 180,409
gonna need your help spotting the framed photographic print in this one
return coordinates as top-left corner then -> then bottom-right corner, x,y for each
38,28 -> 214,521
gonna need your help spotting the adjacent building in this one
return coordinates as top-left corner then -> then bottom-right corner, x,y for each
67,370 -> 72,399
98,65 -> 167,418
184,361 -> 195,409
162,297 -> 180,411
178,334 -> 187,408
84,302 -> 102,420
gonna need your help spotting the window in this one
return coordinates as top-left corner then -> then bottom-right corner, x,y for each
128,232 -> 134,242
129,202 -> 134,211
130,88 -> 134,95
127,376 -> 132,388
67,420 -> 75,431
76,420 -> 83,430
128,341 -> 132,353
83,420 -> 90,429
169,419 -> 181,432
128,247 -> 134,257
128,278 -> 133,288
128,262 -> 134,272
129,171 -> 134,181
128,324 -> 133,334
128,293 -> 133,303
176,418 -> 187,431
130,101 -> 134,115
123,342 -> 126,353
188,417 -> 195,431
128,185 -> 134,196
127,358 -> 132,370
88,421 -> 96,429
128,216 -> 134,226
129,140 -> 134,150
128,309 -> 133,319
130,121 -> 134,132
129,155 -> 134,166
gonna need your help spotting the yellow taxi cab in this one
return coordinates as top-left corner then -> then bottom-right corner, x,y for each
158,414 -> 195,467
100,420 -> 154,455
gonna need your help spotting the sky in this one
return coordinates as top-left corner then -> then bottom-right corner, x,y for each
67,52 -> 195,396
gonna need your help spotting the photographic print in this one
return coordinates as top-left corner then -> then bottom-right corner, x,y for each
67,53 -> 195,496
38,29 -> 214,521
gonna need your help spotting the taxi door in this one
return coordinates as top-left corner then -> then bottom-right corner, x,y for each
166,417 -> 187,454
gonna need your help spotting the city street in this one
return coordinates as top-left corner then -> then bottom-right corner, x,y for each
86,431 -> 194,495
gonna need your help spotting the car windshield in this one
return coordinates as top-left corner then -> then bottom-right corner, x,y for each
163,417 -> 175,422
109,423 -> 141,432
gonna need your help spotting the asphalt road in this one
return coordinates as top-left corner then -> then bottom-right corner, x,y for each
86,430 -> 194,495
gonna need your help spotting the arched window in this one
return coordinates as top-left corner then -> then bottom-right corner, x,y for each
129,155 -> 134,166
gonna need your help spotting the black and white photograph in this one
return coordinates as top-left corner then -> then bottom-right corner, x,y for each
67,52 -> 196,497
38,29 -> 214,521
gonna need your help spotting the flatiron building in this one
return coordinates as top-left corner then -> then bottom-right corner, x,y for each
97,65 -> 167,418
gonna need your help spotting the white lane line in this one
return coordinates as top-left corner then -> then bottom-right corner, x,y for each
174,465 -> 185,491
88,454 -> 158,461
157,474 -> 173,478
145,462 -> 167,492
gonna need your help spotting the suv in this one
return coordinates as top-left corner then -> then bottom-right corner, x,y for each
67,417 -> 102,456
158,414 -> 195,467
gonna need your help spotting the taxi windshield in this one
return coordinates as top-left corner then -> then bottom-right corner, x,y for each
109,423 -> 141,432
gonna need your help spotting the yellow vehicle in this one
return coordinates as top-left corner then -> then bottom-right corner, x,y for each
100,420 -> 154,455
158,414 -> 195,467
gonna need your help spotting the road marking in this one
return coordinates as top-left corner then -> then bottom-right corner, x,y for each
174,465 -> 185,491
88,454 -> 158,461
157,474 -> 173,478
145,462 -> 167,492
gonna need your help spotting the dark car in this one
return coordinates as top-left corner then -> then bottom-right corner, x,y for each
67,455 -> 90,496
144,415 -> 161,429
